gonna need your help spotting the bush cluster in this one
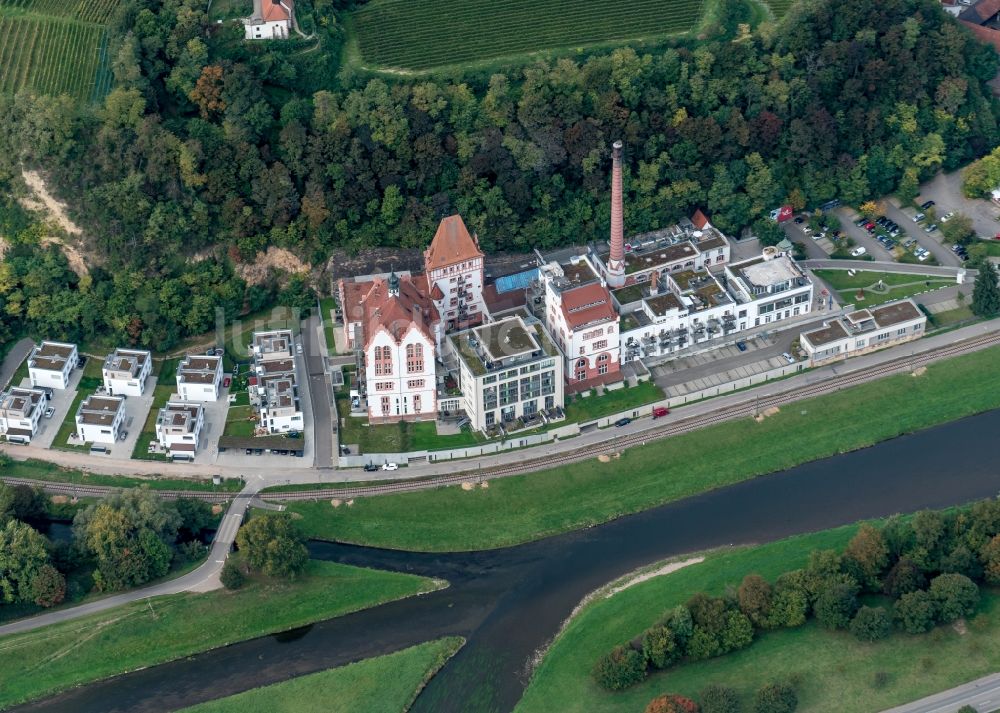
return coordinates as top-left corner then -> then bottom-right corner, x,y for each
594,499 -> 1000,692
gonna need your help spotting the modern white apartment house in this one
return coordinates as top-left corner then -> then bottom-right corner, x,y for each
448,315 -> 564,432
250,330 -> 303,433
28,341 -> 78,390
75,395 -> 125,444
423,215 -> 487,331
614,247 -> 814,363
155,401 -> 205,460
799,299 -> 926,365
176,355 -> 224,401
102,348 -> 152,397
0,387 -> 47,443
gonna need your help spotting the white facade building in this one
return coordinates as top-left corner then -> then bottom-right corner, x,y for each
102,348 -> 152,397
177,355 -> 224,401
75,395 -> 125,444
155,401 -> 205,460
423,215 -> 487,331
449,315 -> 564,432
800,299 -> 926,365
28,341 -> 78,390
0,387 -> 47,443
244,0 -> 293,39
251,330 -> 303,433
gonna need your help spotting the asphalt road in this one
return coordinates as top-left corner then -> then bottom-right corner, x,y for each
301,313 -> 333,468
0,337 -> 33,389
882,672 -> 1000,713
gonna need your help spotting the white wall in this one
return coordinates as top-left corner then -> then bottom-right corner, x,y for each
365,324 -> 437,422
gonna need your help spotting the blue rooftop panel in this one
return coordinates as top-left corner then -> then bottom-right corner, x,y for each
494,268 -> 539,294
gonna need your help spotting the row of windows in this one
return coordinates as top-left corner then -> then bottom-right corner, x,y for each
378,394 -> 423,415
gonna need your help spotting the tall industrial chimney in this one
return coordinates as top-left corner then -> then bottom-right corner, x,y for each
606,140 -> 626,288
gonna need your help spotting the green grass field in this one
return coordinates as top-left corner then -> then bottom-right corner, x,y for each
179,637 -> 464,713
0,560 -> 443,710
284,343 -> 1000,552
351,0 -> 709,71
516,523 -> 1000,713
0,0 -> 116,102
564,381 -> 664,422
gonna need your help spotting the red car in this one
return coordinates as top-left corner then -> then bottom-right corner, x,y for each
652,406 -> 669,419
223,377 -> 231,387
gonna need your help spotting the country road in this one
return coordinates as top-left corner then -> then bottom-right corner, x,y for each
882,672 -> 1000,713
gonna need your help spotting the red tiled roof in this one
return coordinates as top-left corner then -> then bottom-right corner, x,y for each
262,0 -> 292,22
430,283 -> 444,301
560,283 -> 616,330
972,0 -> 1000,22
424,215 -> 483,272
358,276 -> 439,350
691,210 -> 710,230
961,19 -> 1000,51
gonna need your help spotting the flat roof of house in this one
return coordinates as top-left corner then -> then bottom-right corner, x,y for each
159,402 -> 203,432
0,387 -> 43,416
104,348 -> 150,377
645,293 -> 684,316
738,256 -> 800,288
30,341 -> 76,371
474,318 -> 540,362
872,300 -> 922,327
260,359 -> 296,375
253,330 -> 294,357
801,320 -> 850,348
178,355 -> 222,384
77,395 -> 124,426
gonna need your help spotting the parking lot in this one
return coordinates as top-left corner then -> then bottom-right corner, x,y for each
885,199 -> 962,267
106,379 -> 156,458
192,393 -> 230,464
917,170 -> 1000,239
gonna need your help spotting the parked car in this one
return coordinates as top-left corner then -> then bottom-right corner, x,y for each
920,200 -> 935,209
339,444 -> 351,455
924,224 -> 938,233
736,341 -> 747,352
245,448 -> 252,455
941,211 -> 955,223
614,417 -> 632,428
296,343 -> 303,355
652,406 -> 669,419
851,246 -> 867,256
43,407 -> 55,418
913,212 -> 925,222
118,430 -> 128,441
782,352 -> 796,364
794,216 -> 804,224
364,463 -> 379,472
381,462 -> 399,471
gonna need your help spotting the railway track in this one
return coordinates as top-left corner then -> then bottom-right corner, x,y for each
5,330 -> 999,504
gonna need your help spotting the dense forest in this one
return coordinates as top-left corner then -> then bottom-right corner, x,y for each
0,0 -> 997,351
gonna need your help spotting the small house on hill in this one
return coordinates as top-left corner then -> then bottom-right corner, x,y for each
244,0 -> 293,40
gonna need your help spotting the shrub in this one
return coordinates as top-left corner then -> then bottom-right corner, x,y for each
700,684 -> 741,713
592,645 -> 647,690
849,606 -> 891,642
220,560 -> 246,590
813,582 -> 859,630
769,572 -> 809,628
883,557 -> 927,598
894,590 -> 936,633
720,610 -> 754,652
754,682 -> 797,713
929,573 -> 979,623
645,693 -> 700,713
235,513 -> 309,578
176,539 -> 208,563
737,574 -> 773,628
643,624 -> 681,669
30,564 -> 66,608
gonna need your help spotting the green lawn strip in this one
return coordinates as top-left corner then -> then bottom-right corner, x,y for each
564,381 -> 664,423
812,269 -> 945,291
843,281 -> 952,308
3,457 -> 243,492
0,560 -> 444,710
319,296 -> 338,355
285,343 -> 1000,552
7,351 -> 29,388
178,637 -> 464,713
928,305 -> 976,329
51,387 -> 94,451
224,404 -> 257,437
515,523 -> 1000,713
337,404 -> 483,454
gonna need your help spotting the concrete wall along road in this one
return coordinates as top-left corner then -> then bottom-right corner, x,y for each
337,362 -> 806,468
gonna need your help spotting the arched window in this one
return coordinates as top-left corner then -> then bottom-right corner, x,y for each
597,353 -> 609,363
577,358 -> 587,368
375,345 -> 393,375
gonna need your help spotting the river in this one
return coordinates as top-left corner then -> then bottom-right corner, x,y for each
13,408 -> 1000,713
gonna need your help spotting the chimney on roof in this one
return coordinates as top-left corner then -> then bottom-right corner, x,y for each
606,140 -> 626,288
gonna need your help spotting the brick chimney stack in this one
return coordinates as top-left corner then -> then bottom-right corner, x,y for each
606,140 -> 626,288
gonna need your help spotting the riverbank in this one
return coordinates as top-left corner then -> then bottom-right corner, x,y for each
178,637 -> 464,713
515,521 -> 1000,713
281,343 -> 1000,552
0,561 -> 443,710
